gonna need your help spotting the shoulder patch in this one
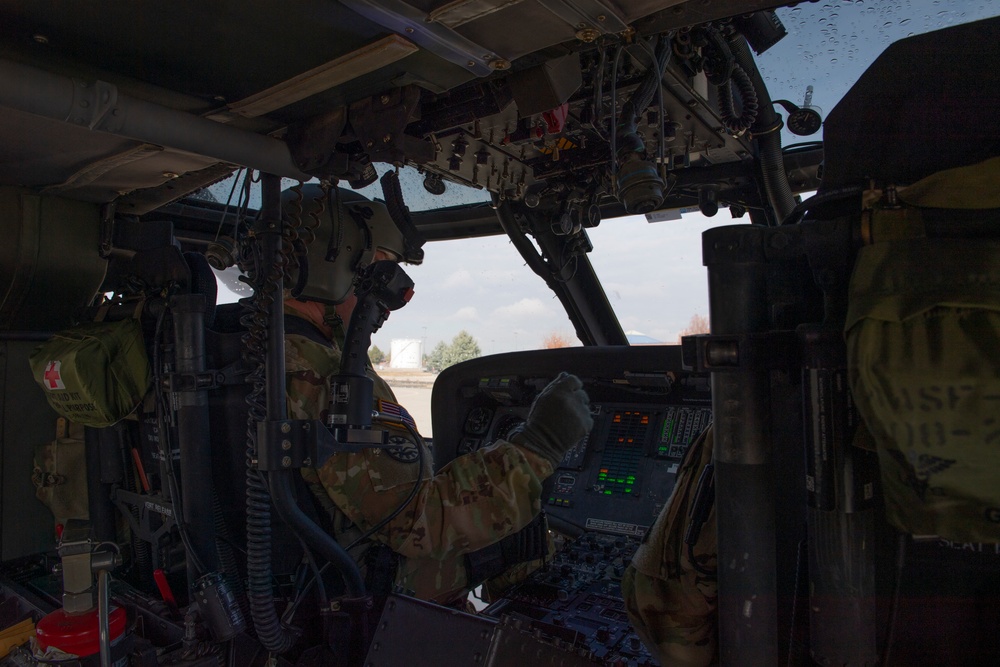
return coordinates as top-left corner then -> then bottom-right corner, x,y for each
384,435 -> 420,463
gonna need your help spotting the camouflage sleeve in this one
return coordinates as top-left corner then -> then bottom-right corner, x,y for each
317,440 -> 553,561
285,331 -> 555,561
622,426 -> 718,667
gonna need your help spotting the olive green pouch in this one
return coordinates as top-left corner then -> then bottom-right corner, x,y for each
29,317 -> 150,427
31,418 -> 89,527
846,157 -> 1000,542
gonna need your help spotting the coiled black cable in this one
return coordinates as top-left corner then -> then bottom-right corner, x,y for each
241,187 -> 297,653
718,62 -> 759,136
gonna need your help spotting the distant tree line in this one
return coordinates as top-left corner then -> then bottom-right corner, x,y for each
543,332 -> 572,348
677,314 -> 710,341
426,330 -> 481,371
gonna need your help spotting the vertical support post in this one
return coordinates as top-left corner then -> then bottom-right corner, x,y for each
703,225 -> 778,665
260,175 -> 287,422
171,292 -> 220,579
84,428 -> 117,543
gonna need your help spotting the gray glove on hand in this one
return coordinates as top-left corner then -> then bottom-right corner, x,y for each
510,372 -> 594,466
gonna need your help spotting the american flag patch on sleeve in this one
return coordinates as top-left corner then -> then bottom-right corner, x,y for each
377,398 -> 418,431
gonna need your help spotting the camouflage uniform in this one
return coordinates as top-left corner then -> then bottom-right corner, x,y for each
622,426 -> 718,666
285,304 -> 554,606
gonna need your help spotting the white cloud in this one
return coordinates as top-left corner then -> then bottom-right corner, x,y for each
441,269 -> 474,289
450,306 -> 478,320
492,298 -> 548,320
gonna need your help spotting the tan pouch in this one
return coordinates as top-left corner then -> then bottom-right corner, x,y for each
32,417 -> 89,528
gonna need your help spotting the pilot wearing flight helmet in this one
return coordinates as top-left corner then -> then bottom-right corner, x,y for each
282,183 -> 593,607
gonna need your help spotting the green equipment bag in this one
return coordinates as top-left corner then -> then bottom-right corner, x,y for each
29,317 -> 151,428
846,157 -> 1000,543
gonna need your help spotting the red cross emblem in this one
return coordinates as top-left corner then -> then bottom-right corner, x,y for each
43,361 -> 65,390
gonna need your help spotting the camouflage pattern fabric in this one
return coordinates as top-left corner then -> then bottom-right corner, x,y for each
622,426 -> 717,666
285,306 -> 553,605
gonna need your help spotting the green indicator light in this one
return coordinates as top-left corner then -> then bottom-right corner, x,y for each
663,421 -> 675,441
604,490 -> 613,495
625,488 -> 632,493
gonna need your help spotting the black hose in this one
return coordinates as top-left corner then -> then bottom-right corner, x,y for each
615,36 -> 670,161
495,199 -> 550,279
781,185 -> 865,226
380,170 -> 426,263
283,419 -> 426,619
212,489 -> 249,625
729,35 -> 796,224
624,36 -> 670,126
268,470 -> 364,595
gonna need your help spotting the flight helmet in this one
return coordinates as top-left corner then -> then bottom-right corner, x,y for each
283,183 -> 413,304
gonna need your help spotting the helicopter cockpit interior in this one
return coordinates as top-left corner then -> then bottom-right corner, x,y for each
1,1 -> 999,665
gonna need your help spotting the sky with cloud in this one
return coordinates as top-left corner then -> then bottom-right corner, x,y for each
360,209 -> 720,355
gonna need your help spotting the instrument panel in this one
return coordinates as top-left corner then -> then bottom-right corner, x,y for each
429,346 -> 711,665
433,345 -> 711,538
